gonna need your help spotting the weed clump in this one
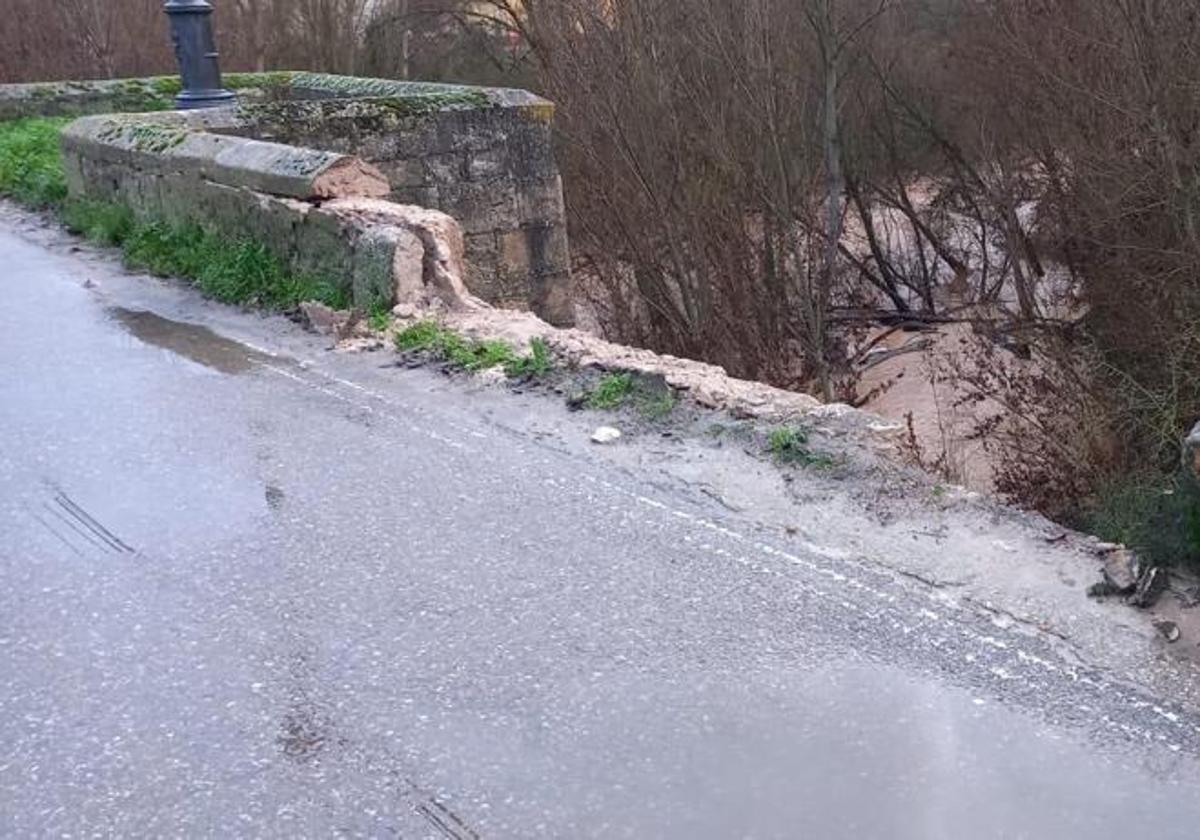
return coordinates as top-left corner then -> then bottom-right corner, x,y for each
767,425 -> 835,468
505,337 -> 553,378
395,321 -> 508,371
582,371 -> 676,418
395,322 -> 557,376
586,372 -> 636,409
61,199 -> 133,245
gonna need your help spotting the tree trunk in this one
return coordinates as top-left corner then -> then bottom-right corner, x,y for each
817,7 -> 843,403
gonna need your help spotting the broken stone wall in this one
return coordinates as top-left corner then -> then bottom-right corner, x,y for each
0,72 -> 573,325
236,89 -> 572,326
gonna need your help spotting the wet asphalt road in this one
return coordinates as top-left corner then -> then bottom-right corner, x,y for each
4,224 -> 1200,838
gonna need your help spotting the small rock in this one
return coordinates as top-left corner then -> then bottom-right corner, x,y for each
300,301 -> 344,336
1100,547 -> 1139,595
591,426 -> 622,444
1154,619 -> 1182,643
391,302 -> 419,319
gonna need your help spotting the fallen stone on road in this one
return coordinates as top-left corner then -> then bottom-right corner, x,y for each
591,426 -> 622,445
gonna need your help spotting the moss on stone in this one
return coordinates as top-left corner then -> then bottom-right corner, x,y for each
223,71 -> 294,91
93,119 -> 190,153
289,72 -> 491,109
522,102 -> 556,124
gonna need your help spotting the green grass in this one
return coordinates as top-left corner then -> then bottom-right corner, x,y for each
367,302 -> 391,332
582,371 -> 677,418
505,337 -> 553,378
61,198 -> 133,245
767,425 -> 836,468
0,117 -> 70,208
64,198 -> 348,310
2,117 -> 347,310
395,320 -> 517,371
394,319 -> 443,350
586,373 -> 636,409
640,389 -> 677,419
395,322 -> 557,376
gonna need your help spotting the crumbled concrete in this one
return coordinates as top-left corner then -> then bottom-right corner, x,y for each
425,302 -> 903,447
308,157 -> 391,200
326,199 -> 482,312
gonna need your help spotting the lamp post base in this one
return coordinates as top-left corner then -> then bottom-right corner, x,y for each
174,89 -> 237,110
164,0 -> 234,110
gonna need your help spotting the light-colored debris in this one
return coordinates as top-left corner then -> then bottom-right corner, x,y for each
309,156 -> 391,199
414,302 -> 901,451
326,198 -> 485,313
475,367 -> 507,386
591,426 -> 622,445
1100,546 -> 1140,594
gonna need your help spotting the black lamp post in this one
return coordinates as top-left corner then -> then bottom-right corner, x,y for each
163,0 -> 235,110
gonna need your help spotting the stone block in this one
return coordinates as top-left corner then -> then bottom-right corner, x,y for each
378,159 -> 428,189
466,148 -> 508,183
424,152 -> 467,184
295,208 -> 353,283
350,228 -> 401,308
515,176 -> 567,225
498,229 -> 532,275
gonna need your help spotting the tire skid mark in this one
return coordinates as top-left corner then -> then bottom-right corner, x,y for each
415,795 -> 480,840
28,507 -> 85,558
28,488 -> 137,557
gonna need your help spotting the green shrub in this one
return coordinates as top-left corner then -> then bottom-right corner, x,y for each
768,425 -> 835,468
0,117 -> 70,208
1081,472 -> 1200,571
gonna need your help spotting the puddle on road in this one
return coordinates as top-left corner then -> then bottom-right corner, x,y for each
108,308 -> 270,374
